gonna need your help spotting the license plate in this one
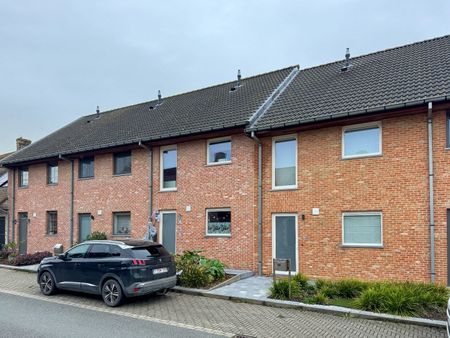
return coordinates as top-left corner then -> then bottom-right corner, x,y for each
153,267 -> 168,274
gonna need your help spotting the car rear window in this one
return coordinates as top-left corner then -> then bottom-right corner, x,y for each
131,245 -> 170,259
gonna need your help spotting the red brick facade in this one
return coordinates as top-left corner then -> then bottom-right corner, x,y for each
7,108 -> 450,283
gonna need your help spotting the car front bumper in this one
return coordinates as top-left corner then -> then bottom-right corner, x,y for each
125,275 -> 177,297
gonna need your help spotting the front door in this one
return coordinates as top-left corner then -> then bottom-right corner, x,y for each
18,212 -> 28,255
79,214 -> 92,242
161,212 -> 176,254
0,216 -> 5,249
273,214 -> 298,274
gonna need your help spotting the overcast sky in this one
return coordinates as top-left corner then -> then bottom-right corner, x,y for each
0,0 -> 449,153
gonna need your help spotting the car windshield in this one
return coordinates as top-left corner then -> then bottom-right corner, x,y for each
131,245 -> 170,259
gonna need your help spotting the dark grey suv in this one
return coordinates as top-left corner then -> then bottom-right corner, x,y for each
37,240 -> 176,307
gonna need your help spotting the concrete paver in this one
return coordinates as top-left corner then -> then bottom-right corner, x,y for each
0,269 -> 445,338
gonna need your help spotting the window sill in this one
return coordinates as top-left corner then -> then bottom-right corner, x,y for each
18,186 -> 28,189
205,161 -> 232,167
78,177 -> 94,181
270,187 -> 298,192
160,188 -> 177,193
205,234 -> 231,238
45,234 -> 58,237
340,244 -> 384,249
342,154 -> 382,160
113,173 -> 132,177
112,235 -> 131,238
47,183 -> 58,186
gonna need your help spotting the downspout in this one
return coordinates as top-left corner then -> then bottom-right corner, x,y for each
427,102 -> 436,283
59,155 -> 74,246
11,168 -> 16,243
138,141 -> 153,221
250,131 -> 263,276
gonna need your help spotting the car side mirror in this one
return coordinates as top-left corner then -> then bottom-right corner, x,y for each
58,253 -> 67,260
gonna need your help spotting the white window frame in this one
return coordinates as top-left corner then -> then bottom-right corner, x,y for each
342,122 -> 382,159
272,213 -> 298,274
206,208 -> 231,237
342,211 -> 383,247
206,137 -> 232,166
159,210 -> 177,252
160,145 -> 177,192
272,134 -> 298,190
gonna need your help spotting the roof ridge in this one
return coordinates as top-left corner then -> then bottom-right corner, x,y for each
85,65 -> 298,119
300,34 -> 450,73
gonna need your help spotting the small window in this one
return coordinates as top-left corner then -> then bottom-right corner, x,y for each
79,157 -> 94,178
19,167 -> 29,187
207,138 -> 231,165
343,123 -> 381,159
206,209 -> 231,236
66,244 -> 89,259
446,112 -> 450,148
272,136 -> 297,189
161,146 -> 177,190
342,212 -> 382,247
113,212 -> 131,236
87,244 -> 112,258
47,211 -> 58,235
47,163 -> 58,184
114,151 -> 132,175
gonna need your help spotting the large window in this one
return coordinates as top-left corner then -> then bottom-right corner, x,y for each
114,151 -> 132,175
47,163 -> 58,184
207,138 -> 231,165
161,146 -> 177,191
79,157 -> 94,178
19,167 -> 29,187
46,211 -> 58,235
206,208 -> 231,236
272,136 -> 297,189
113,212 -> 131,236
87,244 -> 112,258
342,212 -> 382,247
343,123 -> 381,159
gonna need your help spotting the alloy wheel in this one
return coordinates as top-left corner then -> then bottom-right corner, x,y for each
102,279 -> 122,307
39,272 -> 55,295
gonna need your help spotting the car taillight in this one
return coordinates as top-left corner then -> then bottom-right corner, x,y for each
132,259 -> 146,266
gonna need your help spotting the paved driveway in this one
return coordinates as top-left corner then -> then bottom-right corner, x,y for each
0,269 -> 444,338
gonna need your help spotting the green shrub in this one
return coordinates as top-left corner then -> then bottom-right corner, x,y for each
270,279 -> 303,301
292,273 -> 309,289
310,292 -> 328,305
175,250 -> 226,288
177,260 -> 210,288
85,231 -> 107,241
199,258 -> 226,281
0,242 -> 17,259
355,282 -> 448,317
317,279 -> 368,299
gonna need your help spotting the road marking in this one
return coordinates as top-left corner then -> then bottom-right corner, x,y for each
0,289 -> 234,337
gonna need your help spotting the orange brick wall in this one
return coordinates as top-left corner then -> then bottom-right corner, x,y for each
8,110 -> 449,282
261,111 -> 448,283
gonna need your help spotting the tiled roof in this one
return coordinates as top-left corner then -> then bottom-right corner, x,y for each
1,67 -> 296,165
250,35 -> 450,131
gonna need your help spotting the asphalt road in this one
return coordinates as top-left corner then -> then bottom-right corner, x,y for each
0,293 -> 228,338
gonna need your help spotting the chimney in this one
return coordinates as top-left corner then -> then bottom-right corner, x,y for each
96,105 -> 100,118
16,137 -> 31,151
341,48 -> 352,71
158,90 -> 162,105
237,69 -> 241,87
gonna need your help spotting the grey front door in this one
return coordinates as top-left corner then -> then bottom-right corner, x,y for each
161,212 -> 176,254
18,212 -> 28,255
0,216 -> 5,249
79,214 -> 92,242
273,214 -> 297,273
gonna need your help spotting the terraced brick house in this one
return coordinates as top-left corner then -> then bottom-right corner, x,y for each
1,35 -> 450,284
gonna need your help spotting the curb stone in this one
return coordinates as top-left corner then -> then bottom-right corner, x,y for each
172,287 -> 447,329
0,264 -> 38,273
